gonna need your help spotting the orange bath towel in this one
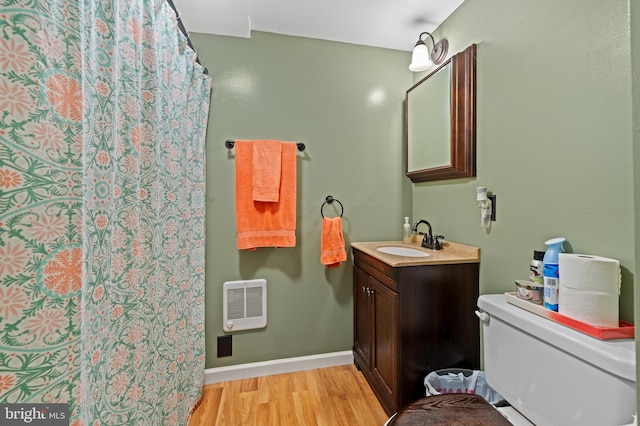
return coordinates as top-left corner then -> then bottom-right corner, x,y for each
321,217 -> 347,268
252,139 -> 282,202
235,140 -> 297,249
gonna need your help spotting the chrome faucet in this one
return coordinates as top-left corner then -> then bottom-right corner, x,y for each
412,219 -> 444,250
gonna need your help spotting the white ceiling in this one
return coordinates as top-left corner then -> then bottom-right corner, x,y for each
172,0 -> 465,52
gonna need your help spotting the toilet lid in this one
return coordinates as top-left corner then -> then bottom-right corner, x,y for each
388,394 -> 512,426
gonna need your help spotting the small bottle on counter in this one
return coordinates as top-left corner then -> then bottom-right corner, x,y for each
403,217 -> 412,243
529,250 -> 545,285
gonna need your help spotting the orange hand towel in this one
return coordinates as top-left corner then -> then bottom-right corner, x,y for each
321,217 -> 347,268
235,140 -> 297,249
252,139 -> 282,202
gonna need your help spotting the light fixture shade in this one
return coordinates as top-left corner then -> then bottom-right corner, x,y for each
409,42 -> 432,72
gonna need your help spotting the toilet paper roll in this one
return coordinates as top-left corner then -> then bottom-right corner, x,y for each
558,253 -> 621,294
558,285 -> 619,328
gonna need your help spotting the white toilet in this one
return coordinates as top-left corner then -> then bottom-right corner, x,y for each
477,294 -> 637,426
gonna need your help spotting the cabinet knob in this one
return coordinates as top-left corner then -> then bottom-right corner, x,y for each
362,286 -> 366,293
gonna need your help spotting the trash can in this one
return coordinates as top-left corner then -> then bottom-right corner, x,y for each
424,368 -> 504,406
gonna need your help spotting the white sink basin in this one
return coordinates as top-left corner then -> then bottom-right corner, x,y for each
376,246 -> 430,257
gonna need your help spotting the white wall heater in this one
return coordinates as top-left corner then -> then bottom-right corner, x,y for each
223,279 -> 267,332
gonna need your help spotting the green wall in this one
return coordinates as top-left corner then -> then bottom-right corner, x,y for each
191,31 -> 413,368
412,0 -> 635,321
631,0 -> 640,412
192,0 -> 636,371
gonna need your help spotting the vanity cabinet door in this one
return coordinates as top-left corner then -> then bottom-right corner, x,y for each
353,265 -> 399,414
353,266 -> 372,369
370,276 -> 399,409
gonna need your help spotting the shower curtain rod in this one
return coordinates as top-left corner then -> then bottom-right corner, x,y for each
166,0 -> 209,75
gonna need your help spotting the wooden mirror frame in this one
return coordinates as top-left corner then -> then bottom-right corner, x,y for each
405,44 -> 476,183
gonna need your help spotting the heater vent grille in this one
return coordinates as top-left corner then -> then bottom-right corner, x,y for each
223,279 -> 267,332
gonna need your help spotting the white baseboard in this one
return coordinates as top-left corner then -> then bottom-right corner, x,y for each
204,350 -> 354,385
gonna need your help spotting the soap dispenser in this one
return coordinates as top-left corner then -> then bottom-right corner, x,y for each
403,217 -> 412,243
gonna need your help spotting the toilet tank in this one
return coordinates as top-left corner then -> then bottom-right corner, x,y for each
477,294 -> 636,426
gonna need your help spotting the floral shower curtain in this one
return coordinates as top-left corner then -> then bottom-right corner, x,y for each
0,0 -> 211,424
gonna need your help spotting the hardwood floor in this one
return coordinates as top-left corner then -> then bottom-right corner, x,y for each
188,364 -> 389,426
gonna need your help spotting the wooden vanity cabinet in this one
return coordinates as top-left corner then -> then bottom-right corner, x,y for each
352,247 -> 480,415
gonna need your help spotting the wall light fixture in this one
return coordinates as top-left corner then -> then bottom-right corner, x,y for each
409,32 -> 448,72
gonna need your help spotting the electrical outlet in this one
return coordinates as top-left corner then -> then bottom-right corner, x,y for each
217,335 -> 232,357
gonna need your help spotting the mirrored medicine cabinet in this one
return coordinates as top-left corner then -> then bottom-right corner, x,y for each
405,44 -> 476,183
